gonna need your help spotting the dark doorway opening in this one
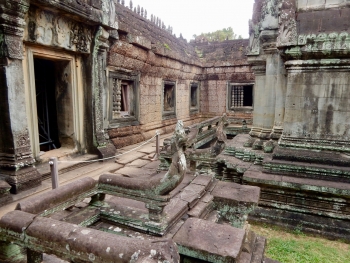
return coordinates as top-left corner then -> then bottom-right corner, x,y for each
34,58 -> 61,152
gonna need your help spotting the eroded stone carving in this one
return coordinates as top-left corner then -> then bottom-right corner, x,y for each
0,0 -> 30,59
248,20 -> 260,55
260,0 -> 280,30
158,120 -> 187,192
25,7 -> 92,53
285,31 -> 350,58
277,0 -> 297,47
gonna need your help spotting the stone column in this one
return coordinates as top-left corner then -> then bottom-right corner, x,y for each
270,54 -> 287,139
91,26 -> 116,158
246,61 -> 266,147
0,0 -> 41,193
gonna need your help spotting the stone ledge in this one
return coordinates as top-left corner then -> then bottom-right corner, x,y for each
173,218 -> 245,263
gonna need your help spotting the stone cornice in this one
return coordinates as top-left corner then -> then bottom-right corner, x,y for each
31,0 -> 118,30
285,58 -> 350,71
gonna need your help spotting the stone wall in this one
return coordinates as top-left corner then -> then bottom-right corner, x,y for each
106,3 -> 254,148
194,40 -> 254,121
0,0 -> 253,193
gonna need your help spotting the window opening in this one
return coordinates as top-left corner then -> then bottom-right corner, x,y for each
163,84 -> 175,112
230,85 -> 253,108
190,84 -> 198,108
109,72 -> 139,127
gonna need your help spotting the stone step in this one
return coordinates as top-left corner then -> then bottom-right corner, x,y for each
263,155 -> 350,183
237,231 -> 267,263
249,207 -> 350,242
204,210 -> 220,223
251,235 -> 267,263
187,194 -> 214,219
237,230 -> 257,263
273,146 -> 350,167
244,170 -> 350,196
173,218 -> 246,263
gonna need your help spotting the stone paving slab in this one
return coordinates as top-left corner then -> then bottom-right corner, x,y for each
191,175 -> 214,189
126,159 -> 152,168
114,167 -> 155,178
180,184 -> 207,208
115,152 -> 147,164
142,160 -> 161,170
107,163 -> 124,173
169,174 -> 194,198
137,144 -> 157,154
164,197 -> 189,224
173,218 -> 245,263
201,193 -> 214,203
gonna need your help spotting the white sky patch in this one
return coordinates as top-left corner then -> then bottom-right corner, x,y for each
125,0 -> 255,41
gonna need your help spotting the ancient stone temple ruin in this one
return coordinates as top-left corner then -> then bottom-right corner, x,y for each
0,0 -> 350,262
0,121 -> 266,262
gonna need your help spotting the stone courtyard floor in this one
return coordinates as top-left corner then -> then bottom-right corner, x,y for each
0,134 -> 171,218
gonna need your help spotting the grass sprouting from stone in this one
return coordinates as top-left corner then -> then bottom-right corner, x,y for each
250,223 -> 350,263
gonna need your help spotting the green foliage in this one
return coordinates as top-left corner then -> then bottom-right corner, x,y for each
267,238 -> 350,263
163,43 -> 171,50
192,27 -> 243,42
251,224 -> 350,263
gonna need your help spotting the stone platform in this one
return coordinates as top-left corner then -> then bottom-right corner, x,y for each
219,134 -> 350,241
0,171 -> 270,263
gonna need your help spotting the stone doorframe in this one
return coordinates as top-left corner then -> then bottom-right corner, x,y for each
23,45 -> 85,160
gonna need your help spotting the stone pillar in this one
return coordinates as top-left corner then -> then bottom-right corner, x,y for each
246,61 -> 266,147
0,0 -> 41,193
270,54 -> 287,139
92,26 -> 116,158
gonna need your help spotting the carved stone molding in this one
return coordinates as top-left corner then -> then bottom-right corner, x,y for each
260,0 -> 280,30
277,0 -> 297,47
0,0 -> 30,59
32,0 -> 118,30
248,21 -> 260,55
92,26 -> 116,158
25,7 -> 93,53
284,32 -> 350,59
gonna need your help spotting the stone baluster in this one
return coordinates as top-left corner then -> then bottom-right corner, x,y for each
117,0 -> 120,4
129,0 -> 132,9
113,79 -> 122,118
145,9 -> 147,18
151,14 -> 153,22
137,5 -> 140,15
134,7 -> 136,12
122,0 -> 125,6
141,7 -> 144,17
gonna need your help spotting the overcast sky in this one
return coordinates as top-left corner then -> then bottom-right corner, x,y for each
126,0 -> 255,41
